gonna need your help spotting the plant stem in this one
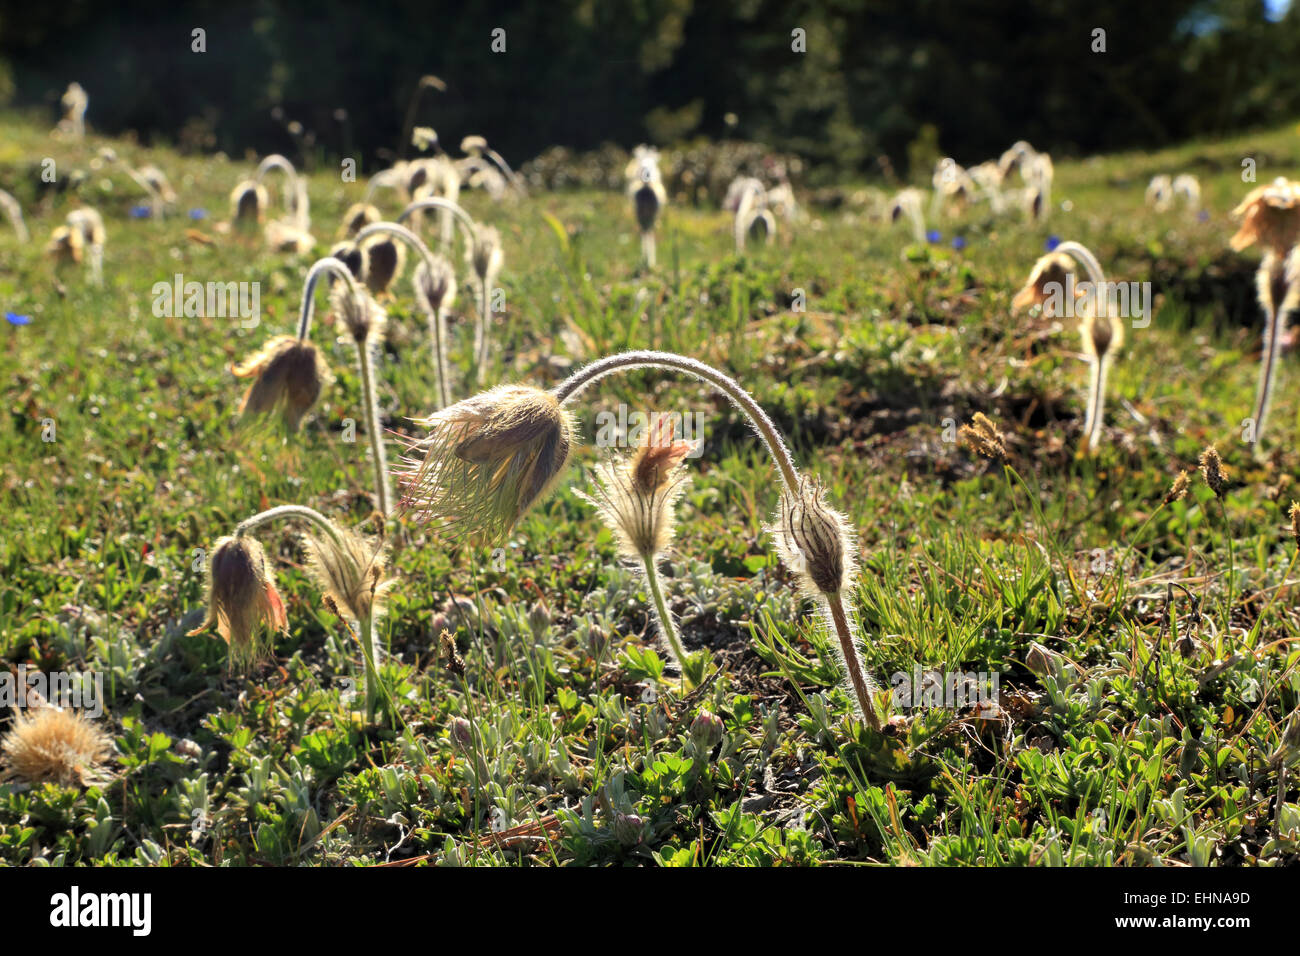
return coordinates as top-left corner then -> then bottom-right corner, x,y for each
641,552 -> 688,683
1252,259 -> 1285,445
826,593 -> 881,730
354,336 -> 392,516
1083,355 -> 1110,454
358,610 -> 380,722
476,275 -> 492,388
234,504 -> 346,546
296,257 -> 361,342
353,221 -> 451,409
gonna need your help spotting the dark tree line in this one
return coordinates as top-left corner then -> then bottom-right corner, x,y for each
1,0 -> 1296,177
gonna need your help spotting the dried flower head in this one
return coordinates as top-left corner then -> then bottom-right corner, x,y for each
329,240 -> 367,280
1165,470 -> 1190,505
66,208 -> 106,248
303,527 -> 394,622
1012,252 -> 1075,315
231,335 -> 333,431
1079,301 -> 1124,361
413,255 -> 458,314
1199,446 -> 1229,499
230,180 -> 269,225
1,705 -> 112,786
770,477 -> 857,596
188,535 -> 288,668
1290,501 -> 1300,546
576,414 -> 695,560
461,135 -> 488,155
330,283 -> 388,345
360,234 -> 406,294
1231,178 -> 1300,256
959,412 -> 1007,461
396,384 -> 576,544
469,225 -> 503,283
45,224 -> 84,264
340,203 -> 381,239
264,219 -> 316,254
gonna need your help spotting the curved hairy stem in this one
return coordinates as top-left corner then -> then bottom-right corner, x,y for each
1252,256 -> 1289,445
396,197 -> 478,249
551,351 -> 877,725
0,190 -> 29,242
1053,240 -> 1106,288
552,351 -> 800,492
355,337 -> 392,517
296,257 -> 362,341
484,146 -> 526,197
354,220 -> 452,408
1083,355 -> 1111,454
234,504 -> 346,548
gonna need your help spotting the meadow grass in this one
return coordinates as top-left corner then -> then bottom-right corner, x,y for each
2,112 -> 1299,865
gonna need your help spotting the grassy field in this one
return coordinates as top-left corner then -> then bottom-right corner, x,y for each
2,111 -> 1300,866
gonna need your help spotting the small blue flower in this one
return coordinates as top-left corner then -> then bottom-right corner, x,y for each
1197,210 -> 1209,222
129,205 -> 152,219
5,311 -> 32,326
1045,235 -> 1061,251
951,236 -> 967,251
926,229 -> 942,243
189,208 -> 207,220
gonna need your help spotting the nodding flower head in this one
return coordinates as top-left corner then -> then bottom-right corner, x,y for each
303,527 -> 393,622
329,240 -> 367,281
395,384 -> 576,544
1231,178 -> 1300,256
188,535 -> 288,669
460,135 -> 488,156
576,414 -> 696,560
1,705 -> 112,787
1079,301 -> 1124,361
359,233 -> 406,295
1164,470 -> 1190,505
469,225 -> 503,283
412,126 -> 439,152
1012,252 -> 1075,315
1255,250 -> 1300,320
770,477 -> 856,597
331,283 -> 388,345
45,224 -> 85,264
230,180 -> 269,225
339,202 -> 381,239
231,335 -> 333,432
414,255 -> 458,315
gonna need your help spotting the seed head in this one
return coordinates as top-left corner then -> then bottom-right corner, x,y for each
45,224 -> 84,264
1079,301 -> 1124,361
1012,252 -> 1075,315
359,234 -> 406,295
231,335 -> 333,432
396,384 -> 576,544
1230,178 -> 1300,256
1289,501 -> 1300,546
1164,470 -> 1190,505
959,412 -> 1007,461
331,283 -> 388,345
230,180 -> 268,225
188,535 -> 289,669
413,255 -> 458,315
770,477 -> 857,597
1199,446 -> 1229,499
575,414 -> 695,560
339,202 -> 381,239
1,705 -> 113,787
303,527 -> 393,622
469,225 -> 503,284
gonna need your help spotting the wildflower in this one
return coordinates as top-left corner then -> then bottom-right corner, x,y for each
360,233 -> 406,295
1012,252 -> 1075,314
331,283 -> 387,345
5,311 -> 32,326
264,219 -> 316,254
1230,178 -> 1300,256
959,412 -> 1007,461
339,202 -> 380,239
1199,446 -> 1229,499
329,240 -> 367,280
302,526 -> 393,621
230,180 -> 268,225
690,710 -> 725,749
770,477 -> 856,597
413,255 -> 457,316
396,384 -> 576,544
1289,501 -> 1300,546
1164,470 -> 1190,505
1,705 -> 112,786
231,335 -> 332,432
187,535 -> 289,669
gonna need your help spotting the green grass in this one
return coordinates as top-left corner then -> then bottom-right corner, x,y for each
2,111 -> 1300,866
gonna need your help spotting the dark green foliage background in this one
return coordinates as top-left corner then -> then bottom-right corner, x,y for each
2,1 -> 1298,175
